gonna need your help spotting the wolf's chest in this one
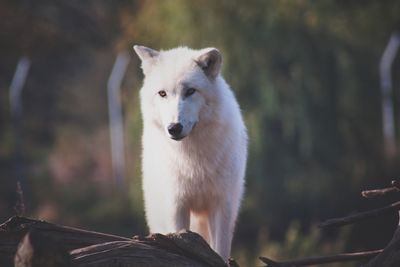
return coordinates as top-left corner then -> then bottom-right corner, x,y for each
174,156 -> 222,210
169,144 -> 228,203
173,149 -> 220,182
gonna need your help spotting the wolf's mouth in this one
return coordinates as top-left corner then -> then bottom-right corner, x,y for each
171,135 -> 186,141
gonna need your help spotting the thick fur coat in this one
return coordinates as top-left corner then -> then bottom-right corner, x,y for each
134,45 -> 247,260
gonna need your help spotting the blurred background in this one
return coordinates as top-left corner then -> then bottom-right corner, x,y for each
1,1 -> 400,266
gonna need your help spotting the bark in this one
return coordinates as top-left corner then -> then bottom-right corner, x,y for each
0,216 -> 228,267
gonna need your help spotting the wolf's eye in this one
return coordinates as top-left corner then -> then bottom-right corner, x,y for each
158,90 -> 167,97
185,88 -> 196,97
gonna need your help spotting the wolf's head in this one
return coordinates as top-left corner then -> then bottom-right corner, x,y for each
134,45 -> 223,141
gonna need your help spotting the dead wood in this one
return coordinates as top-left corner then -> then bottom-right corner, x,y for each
0,216 -> 129,266
14,230 -> 71,267
260,180 -> 400,266
0,216 -> 228,267
361,180 -> 400,198
318,201 -> 400,228
70,231 -> 227,267
259,249 -> 382,266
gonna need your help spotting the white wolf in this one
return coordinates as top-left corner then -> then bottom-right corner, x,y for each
134,45 -> 247,261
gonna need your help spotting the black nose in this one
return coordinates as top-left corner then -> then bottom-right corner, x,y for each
168,123 -> 183,136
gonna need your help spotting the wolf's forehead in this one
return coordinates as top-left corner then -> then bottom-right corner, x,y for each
149,52 -> 205,88
159,50 -> 196,74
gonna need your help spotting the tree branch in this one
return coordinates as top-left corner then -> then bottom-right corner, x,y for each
361,180 -> 400,198
319,201 -> 400,228
259,249 -> 382,267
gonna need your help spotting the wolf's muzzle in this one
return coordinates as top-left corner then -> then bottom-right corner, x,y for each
168,123 -> 183,139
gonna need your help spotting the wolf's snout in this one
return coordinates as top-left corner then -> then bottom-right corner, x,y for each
168,123 -> 183,137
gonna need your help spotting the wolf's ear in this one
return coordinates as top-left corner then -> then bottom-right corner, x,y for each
133,45 -> 159,75
195,48 -> 222,79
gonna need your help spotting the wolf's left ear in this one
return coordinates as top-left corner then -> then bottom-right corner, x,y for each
133,45 -> 159,75
195,48 -> 222,79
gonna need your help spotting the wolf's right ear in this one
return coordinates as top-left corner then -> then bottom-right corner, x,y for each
195,48 -> 222,80
133,45 -> 159,75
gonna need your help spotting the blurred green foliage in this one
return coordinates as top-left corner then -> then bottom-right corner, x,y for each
1,0 -> 400,265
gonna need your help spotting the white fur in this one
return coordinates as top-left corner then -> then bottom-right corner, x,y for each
134,45 -> 247,261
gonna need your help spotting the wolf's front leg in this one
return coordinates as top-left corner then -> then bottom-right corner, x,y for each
145,190 -> 190,233
171,205 -> 191,232
208,204 -> 235,261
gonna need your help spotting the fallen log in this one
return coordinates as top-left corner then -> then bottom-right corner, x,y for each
0,216 -> 228,267
15,230 -> 71,267
0,216 -> 129,267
